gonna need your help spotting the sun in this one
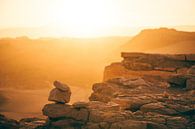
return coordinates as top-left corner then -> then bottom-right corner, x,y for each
49,0 -> 121,37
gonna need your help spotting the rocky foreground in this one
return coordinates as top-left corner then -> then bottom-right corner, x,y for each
1,52 -> 195,129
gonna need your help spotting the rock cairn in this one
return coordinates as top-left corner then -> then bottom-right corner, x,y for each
48,81 -> 71,103
40,53 -> 195,129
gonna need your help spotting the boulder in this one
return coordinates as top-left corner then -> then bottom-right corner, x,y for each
89,83 -> 117,102
42,103 -> 89,122
186,77 -> 195,90
48,88 -> 71,103
53,80 -> 70,92
42,103 -> 72,118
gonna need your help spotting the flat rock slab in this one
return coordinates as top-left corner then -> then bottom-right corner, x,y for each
42,103 -> 89,122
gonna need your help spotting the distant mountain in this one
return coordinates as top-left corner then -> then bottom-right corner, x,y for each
1,25 -> 195,38
122,28 -> 195,54
172,25 -> 195,32
0,36 -> 130,89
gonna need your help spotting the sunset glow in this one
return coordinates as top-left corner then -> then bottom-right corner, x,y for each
0,0 -> 195,37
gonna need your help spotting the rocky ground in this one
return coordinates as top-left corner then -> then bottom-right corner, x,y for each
1,53 -> 195,129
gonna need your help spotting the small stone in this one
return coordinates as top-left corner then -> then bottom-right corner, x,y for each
53,80 -> 70,92
48,88 -> 71,103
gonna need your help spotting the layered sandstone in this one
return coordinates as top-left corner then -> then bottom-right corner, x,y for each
39,53 -> 195,129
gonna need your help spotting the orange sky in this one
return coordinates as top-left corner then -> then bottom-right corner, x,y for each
0,0 -> 195,37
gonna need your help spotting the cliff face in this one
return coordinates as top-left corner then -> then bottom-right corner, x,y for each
1,52 -> 194,129
39,53 -> 195,129
104,52 -> 195,82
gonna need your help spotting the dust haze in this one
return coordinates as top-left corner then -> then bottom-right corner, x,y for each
1,28 -> 195,120
0,36 -> 130,119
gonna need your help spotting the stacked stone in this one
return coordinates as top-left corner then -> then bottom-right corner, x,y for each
43,81 -> 90,129
48,81 -> 71,103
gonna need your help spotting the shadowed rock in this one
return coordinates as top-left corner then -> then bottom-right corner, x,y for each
0,114 -> 19,129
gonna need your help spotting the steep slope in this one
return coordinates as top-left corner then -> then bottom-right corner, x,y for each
123,28 -> 195,53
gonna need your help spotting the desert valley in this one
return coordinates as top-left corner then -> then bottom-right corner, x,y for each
0,0 -> 195,128
0,28 -> 195,129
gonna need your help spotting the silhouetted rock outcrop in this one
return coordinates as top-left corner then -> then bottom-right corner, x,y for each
122,28 -> 195,53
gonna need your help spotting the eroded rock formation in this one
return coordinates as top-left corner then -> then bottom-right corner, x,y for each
40,53 -> 195,129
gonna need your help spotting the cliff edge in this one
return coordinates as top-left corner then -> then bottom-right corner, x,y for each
40,53 -> 195,129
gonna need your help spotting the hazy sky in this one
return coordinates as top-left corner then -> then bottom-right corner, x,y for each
0,0 -> 195,37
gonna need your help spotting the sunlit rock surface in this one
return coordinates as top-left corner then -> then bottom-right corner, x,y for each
39,53 -> 195,129
1,53 -> 194,129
